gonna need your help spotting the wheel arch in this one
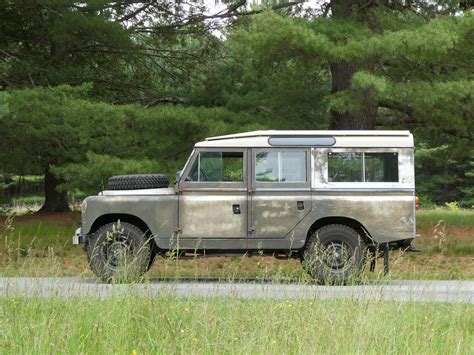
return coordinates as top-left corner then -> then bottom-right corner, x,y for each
305,216 -> 374,247
89,213 -> 151,236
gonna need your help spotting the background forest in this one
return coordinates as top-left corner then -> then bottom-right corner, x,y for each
0,0 -> 473,211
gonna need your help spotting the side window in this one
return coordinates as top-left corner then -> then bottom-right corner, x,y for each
255,151 -> 306,183
328,152 -> 398,183
327,152 -> 363,182
364,153 -> 398,182
187,152 -> 243,182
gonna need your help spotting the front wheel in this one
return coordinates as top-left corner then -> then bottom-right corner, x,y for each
86,221 -> 152,282
302,224 -> 366,285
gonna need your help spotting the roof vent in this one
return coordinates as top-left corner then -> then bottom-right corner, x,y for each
268,136 -> 336,147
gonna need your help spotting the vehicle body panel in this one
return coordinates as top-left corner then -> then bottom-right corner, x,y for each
178,190 -> 248,240
81,194 -> 176,244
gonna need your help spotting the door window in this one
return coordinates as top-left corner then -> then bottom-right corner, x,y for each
255,151 -> 306,183
187,152 -> 244,182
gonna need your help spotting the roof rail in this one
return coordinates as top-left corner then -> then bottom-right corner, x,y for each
206,130 -> 411,141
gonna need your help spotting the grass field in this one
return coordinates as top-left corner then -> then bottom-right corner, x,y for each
0,208 -> 473,353
0,208 -> 473,280
1,295 -> 472,353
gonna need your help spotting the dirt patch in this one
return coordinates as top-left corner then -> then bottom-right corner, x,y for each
419,224 -> 473,239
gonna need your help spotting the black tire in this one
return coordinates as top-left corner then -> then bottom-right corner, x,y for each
86,222 -> 152,282
108,174 -> 169,190
302,224 -> 366,285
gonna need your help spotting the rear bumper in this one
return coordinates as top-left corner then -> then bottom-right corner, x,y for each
72,227 -> 86,245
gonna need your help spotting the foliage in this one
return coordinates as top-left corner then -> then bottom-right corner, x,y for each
54,153 -> 164,196
0,1 -> 473,207
206,8 -> 474,205
0,0 -> 224,102
1,296 -> 473,353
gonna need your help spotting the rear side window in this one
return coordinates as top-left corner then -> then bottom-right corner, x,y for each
328,152 -> 398,182
255,151 -> 306,182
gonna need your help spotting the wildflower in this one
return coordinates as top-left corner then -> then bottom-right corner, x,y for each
184,308 -> 189,313
132,350 -> 137,355
180,329 -> 185,334
272,340 -> 277,344
424,315 -> 429,321
192,337 -> 198,342
287,303 -> 293,308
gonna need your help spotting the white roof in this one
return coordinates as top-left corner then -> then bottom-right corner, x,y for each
195,130 -> 413,148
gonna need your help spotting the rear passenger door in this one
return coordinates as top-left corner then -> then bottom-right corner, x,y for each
249,148 -> 312,244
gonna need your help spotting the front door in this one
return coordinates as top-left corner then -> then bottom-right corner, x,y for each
249,148 -> 312,248
177,148 -> 248,249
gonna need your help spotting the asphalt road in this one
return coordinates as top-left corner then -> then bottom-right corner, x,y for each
1,278 -> 473,303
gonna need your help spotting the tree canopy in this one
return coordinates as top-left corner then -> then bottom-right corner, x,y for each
0,0 -> 473,210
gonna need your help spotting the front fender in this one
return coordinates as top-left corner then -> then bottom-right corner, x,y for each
81,194 -> 176,242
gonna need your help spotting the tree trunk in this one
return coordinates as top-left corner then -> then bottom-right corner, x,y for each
328,61 -> 378,130
328,0 -> 378,130
38,168 -> 70,213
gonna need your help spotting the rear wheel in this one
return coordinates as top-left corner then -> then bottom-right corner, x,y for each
302,224 -> 366,285
86,221 -> 152,282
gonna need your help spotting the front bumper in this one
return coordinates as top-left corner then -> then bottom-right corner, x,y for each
72,227 -> 86,245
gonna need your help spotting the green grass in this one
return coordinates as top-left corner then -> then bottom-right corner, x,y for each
2,221 -> 76,250
0,209 -> 472,279
1,295 -> 472,354
416,208 -> 474,228
10,195 -> 44,205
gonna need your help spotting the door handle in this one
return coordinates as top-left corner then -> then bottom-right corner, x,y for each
232,204 -> 241,214
297,201 -> 304,210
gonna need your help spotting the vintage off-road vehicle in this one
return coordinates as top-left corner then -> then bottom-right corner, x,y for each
73,130 -> 417,283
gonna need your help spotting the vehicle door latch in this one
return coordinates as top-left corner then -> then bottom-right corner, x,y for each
232,204 -> 241,214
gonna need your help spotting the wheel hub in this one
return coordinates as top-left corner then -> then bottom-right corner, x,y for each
105,235 -> 132,269
323,242 -> 352,269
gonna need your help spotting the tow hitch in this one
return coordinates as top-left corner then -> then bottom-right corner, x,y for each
404,245 -> 422,253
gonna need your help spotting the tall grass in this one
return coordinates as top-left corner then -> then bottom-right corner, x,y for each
1,295 -> 472,354
0,209 -> 472,279
416,208 -> 474,228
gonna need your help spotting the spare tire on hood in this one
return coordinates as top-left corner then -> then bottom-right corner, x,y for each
107,174 -> 169,190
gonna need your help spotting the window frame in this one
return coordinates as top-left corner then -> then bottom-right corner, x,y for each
327,151 -> 399,183
312,147 -> 412,190
179,148 -> 248,190
252,148 -> 311,190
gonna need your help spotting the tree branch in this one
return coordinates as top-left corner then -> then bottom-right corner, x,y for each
136,1 -> 306,31
378,99 -> 414,117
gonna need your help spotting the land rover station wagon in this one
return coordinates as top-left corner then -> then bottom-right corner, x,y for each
73,130 -> 417,283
